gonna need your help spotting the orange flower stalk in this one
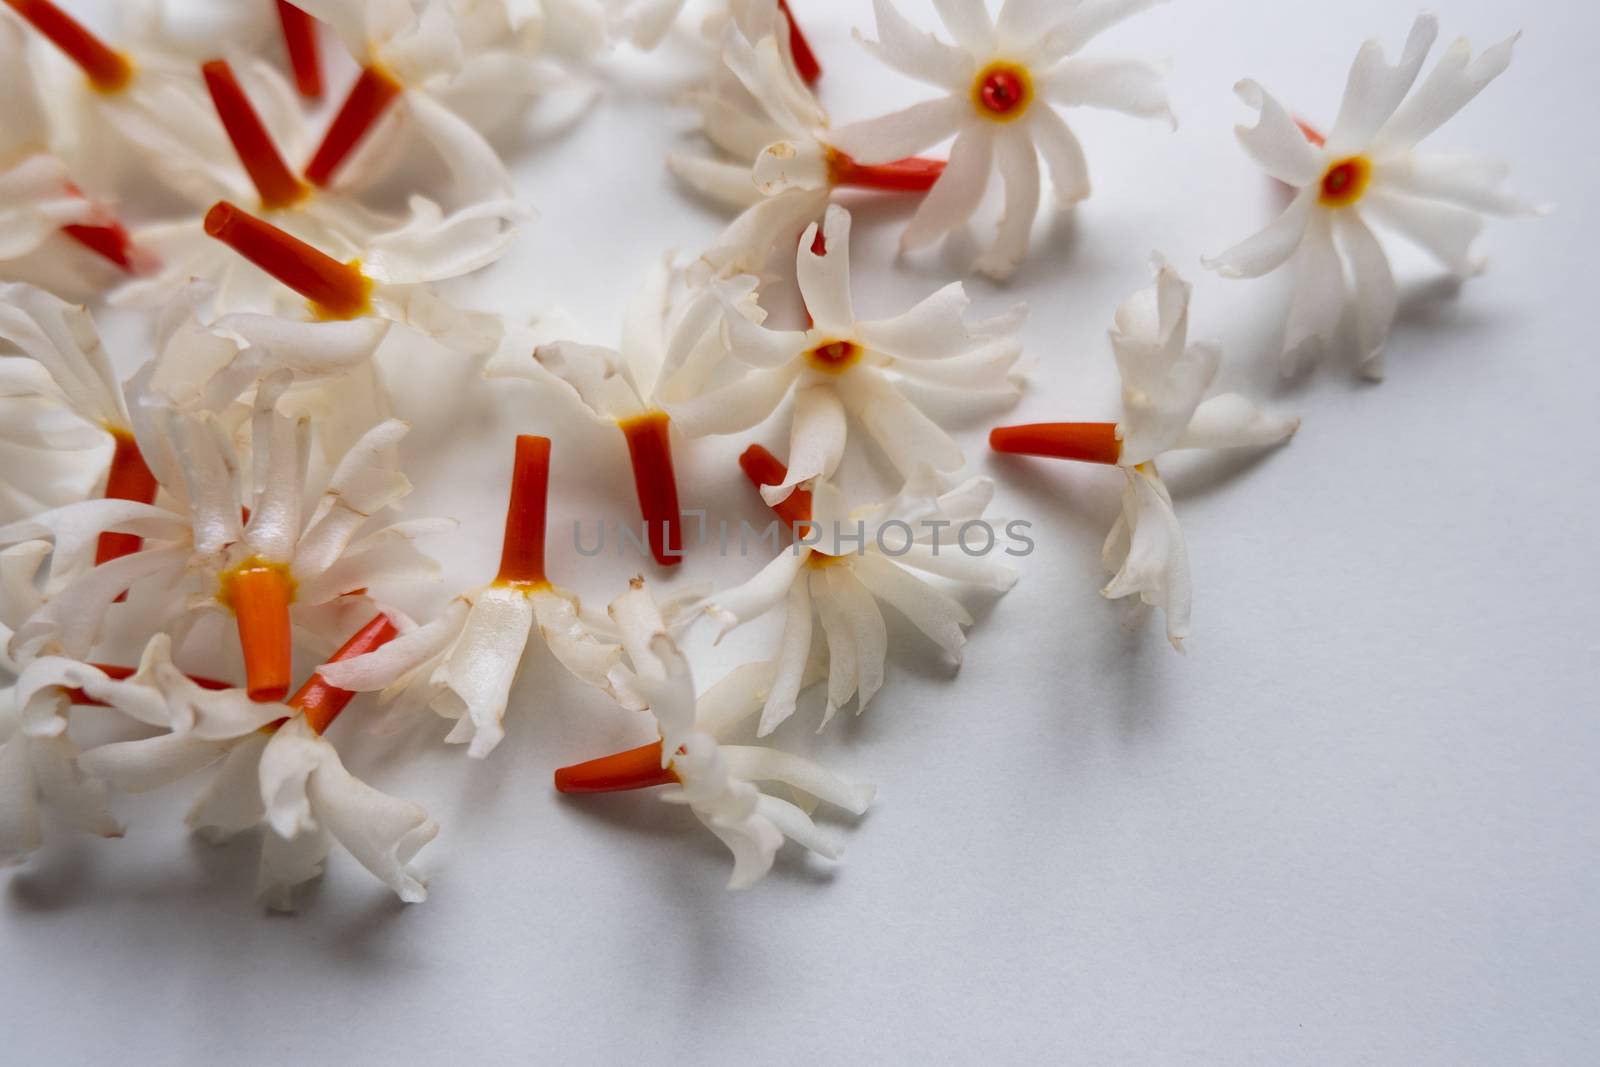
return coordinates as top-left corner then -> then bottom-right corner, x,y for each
274,1 -> 322,99
495,435 -> 551,587
221,559 -> 296,702
303,65 -> 403,188
775,0 -> 820,86
553,739 -> 679,794
738,443 -> 812,529
989,423 -> 1123,466
3,0 -> 131,91
619,412 -> 682,567
202,59 -> 310,210
60,218 -> 136,269
289,612 -> 399,734
203,200 -> 373,318
94,428 -> 159,568
826,148 -> 945,193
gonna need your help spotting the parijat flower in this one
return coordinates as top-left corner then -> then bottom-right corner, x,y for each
288,0 -> 517,201
77,614 -> 441,910
199,199 -> 507,356
615,0 -> 819,81
670,204 -> 1024,505
671,0 -> 943,280
556,579 -> 874,889
313,435 -> 637,759
699,444 -> 1016,735
511,260 -> 752,566
1205,15 -> 1539,376
828,0 -> 1173,279
2,0 -> 245,206
989,261 -> 1298,649
0,17 -> 146,290
0,377 -> 444,701
113,56 -> 523,319
2,632 -> 238,864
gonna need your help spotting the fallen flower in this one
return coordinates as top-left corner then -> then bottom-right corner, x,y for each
989,260 -> 1298,649
1205,14 -> 1540,376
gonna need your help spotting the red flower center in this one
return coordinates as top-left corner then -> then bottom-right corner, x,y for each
974,63 -> 1032,120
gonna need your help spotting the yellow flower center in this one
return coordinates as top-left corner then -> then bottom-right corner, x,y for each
805,339 -> 862,374
972,61 -> 1033,122
1319,156 -> 1372,208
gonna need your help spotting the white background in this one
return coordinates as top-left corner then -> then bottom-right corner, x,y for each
5,1 -> 1599,1063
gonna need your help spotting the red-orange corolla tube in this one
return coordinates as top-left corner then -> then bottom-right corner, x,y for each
304,64 -> 403,188
203,201 -> 373,318
554,740 -> 678,794
618,412 -> 683,567
221,559 -> 296,702
775,0 -> 820,86
988,422 -> 1123,466
495,435 -> 551,587
275,1 -> 322,99
202,59 -> 310,210
4,0 -> 131,91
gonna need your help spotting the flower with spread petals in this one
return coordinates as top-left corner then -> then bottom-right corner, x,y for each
0,376 -> 445,700
1,631 -> 241,864
990,261 -> 1298,649
829,0 -> 1173,279
314,435 -> 637,759
556,579 -> 874,889
75,614 -> 440,910
290,0 -> 519,201
699,445 -> 1016,735
671,0 -> 942,280
670,205 -> 1024,505
3,0 -> 249,207
1205,15 -> 1540,377
112,56 -> 524,320
502,260 -> 752,566
0,16 -> 147,290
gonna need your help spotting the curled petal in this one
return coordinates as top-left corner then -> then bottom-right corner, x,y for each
1230,79 -> 1323,187
1101,466 -> 1189,650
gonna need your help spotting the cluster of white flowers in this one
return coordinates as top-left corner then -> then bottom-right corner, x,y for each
0,0 -> 1533,904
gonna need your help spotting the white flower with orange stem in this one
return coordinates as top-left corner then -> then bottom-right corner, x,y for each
73,613 -> 440,910
1205,14 -> 1541,376
669,204 -> 1024,506
314,435 -> 638,759
697,444 -> 1017,736
0,16 -> 150,293
112,55 -> 525,320
671,0 -> 945,280
2,0 -> 250,207
0,373 -> 447,704
989,260 -> 1298,649
828,0 -> 1174,279
556,579 -> 873,889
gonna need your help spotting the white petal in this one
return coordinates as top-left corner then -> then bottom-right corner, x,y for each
30,732 -> 121,838
362,195 -> 527,284
430,586 -> 536,758
1373,34 -> 1521,155
0,283 -> 124,426
699,805 -> 782,889
1039,58 -> 1172,125
316,598 -> 467,691
636,634 -> 698,762
1333,210 -> 1398,375
1177,395 -> 1301,452
532,587 -> 628,703
665,364 -> 801,438
723,744 -> 876,814
810,575 -> 858,726
1326,14 -> 1439,158
257,819 -> 331,912
761,384 -> 846,506
186,732 -> 270,841
975,124 -> 1042,279
1203,189 -> 1316,279
1359,192 -> 1485,277
82,733 -> 232,795
1373,153 -> 1540,217
695,661 -> 781,739
1028,105 -> 1090,207
666,154 -> 763,208
754,793 -> 840,859
1101,466 -> 1189,650
795,207 -> 855,334
0,722 -> 43,865
757,576 -> 814,736
753,139 -> 831,196
827,97 -> 968,166
10,546 -> 188,662
839,368 -> 965,478
1281,210 -> 1345,367
1039,0 -> 1166,62
860,0 -> 974,91
258,718 -> 327,838
303,733 -> 438,903
399,90 -> 514,202
723,306 -> 809,371
932,0 -> 995,53
825,565 -> 887,714
901,122 -> 994,251
1230,79 -> 1323,186
701,550 -> 809,639
851,553 -> 970,661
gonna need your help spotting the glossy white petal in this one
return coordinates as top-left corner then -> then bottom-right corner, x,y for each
1372,33 -> 1520,155
1029,105 -> 1090,207
901,123 -> 994,251
839,367 -> 965,478
1039,0 -> 1167,63
431,585 -> 536,758
827,96 -> 968,166
1203,189 -> 1317,279
186,732 -> 271,841
722,744 -> 876,814
531,586 -> 629,705
1374,154 -> 1540,217
1177,395 -> 1301,453
852,552 -> 970,661
824,564 -> 888,717
1230,79 -> 1323,187
1281,210 -> 1345,368
975,124 -> 1042,279
0,284 -> 125,427
761,385 -> 846,506
1360,192 -> 1485,277
1325,14 -> 1438,158
1039,57 -> 1172,125
861,0 -> 973,91
1102,465 -> 1189,650
1333,209 -> 1398,376
795,207 -> 855,334
757,576 -> 814,736
316,598 -> 469,692
699,553 -> 808,644
664,363 -> 801,438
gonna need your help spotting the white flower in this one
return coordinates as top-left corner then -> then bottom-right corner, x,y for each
5,0 -> 248,207
0,375 -> 446,697
701,446 -> 1017,735
0,17 -> 147,291
291,0 -> 519,201
74,613 -> 439,910
669,204 -> 1024,504
501,259 -> 749,566
556,580 -> 874,889
989,260 -> 1298,649
671,0 -> 942,280
1205,15 -> 1540,377
313,435 -> 636,759
112,56 -> 525,321
829,0 -> 1173,279
436,0 -> 608,133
